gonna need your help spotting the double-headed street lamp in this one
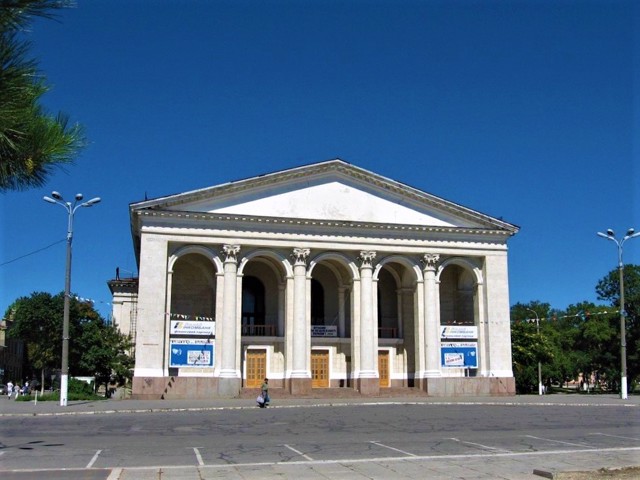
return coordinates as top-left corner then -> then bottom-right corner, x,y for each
44,191 -> 101,406
596,228 -> 639,400
526,308 -> 543,396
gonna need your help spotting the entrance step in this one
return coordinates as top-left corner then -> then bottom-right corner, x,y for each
238,386 -> 427,400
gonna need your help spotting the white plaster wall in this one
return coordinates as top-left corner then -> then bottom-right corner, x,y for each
111,292 -> 135,337
182,181 -> 466,227
134,233 -> 169,377
483,253 -> 514,377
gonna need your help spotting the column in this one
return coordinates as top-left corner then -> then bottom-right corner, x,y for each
218,244 -> 241,396
290,247 -> 312,394
338,286 -> 346,337
163,268 -> 174,376
423,254 -> 441,379
277,282 -> 286,337
358,250 -> 379,395
475,282 -> 489,376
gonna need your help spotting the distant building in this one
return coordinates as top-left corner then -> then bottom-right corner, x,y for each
110,159 -> 519,399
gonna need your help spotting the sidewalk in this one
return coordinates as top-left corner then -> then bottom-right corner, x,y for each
1,391 -> 638,416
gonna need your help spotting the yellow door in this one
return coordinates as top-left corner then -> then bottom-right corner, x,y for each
311,350 -> 329,388
246,350 -> 266,388
378,351 -> 390,388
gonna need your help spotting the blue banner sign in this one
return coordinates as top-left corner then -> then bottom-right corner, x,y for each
441,342 -> 478,368
170,339 -> 214,367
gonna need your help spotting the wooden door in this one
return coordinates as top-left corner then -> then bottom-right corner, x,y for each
311,350 -> 329,388
246,350 -> 266,388
378,350 -> 390,388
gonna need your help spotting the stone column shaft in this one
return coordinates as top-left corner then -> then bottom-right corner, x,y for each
357,251 -> 379,394
423,254 -> 441,378
220,245 -> 240,378
290,248 -> 311,394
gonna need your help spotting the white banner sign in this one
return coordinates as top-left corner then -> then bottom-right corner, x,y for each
440,325 -> 477,339
311,325 -> 338,337
170,320 -> 215,336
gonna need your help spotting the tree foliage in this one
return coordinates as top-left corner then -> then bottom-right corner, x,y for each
0,0 -> 84,192
6,291 -> 133,395
596,264 -> 640,393
511,265 -> 640,395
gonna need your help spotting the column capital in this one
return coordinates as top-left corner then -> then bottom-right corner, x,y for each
359,250 -> 377,268
422,253 -> 440,271
222,244 -> 241,263
292,247 -> 310,266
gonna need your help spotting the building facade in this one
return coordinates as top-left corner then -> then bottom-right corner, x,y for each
112,160 -> 519,399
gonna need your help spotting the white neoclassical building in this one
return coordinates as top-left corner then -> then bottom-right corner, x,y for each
110,159 -> 519,399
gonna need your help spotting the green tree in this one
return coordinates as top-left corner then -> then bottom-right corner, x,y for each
510,301 -> 555,393
0,0 -> 84,192
6,291 -> 64,393
76,312 -> 134,395
562,302 -> 618,391
6,291 -> 133,395
596,264 -> 640,393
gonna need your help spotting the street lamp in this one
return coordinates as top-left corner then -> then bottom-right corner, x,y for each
526,308 -> 543,396
43,191 -> 101,406
596,228 -> 640,400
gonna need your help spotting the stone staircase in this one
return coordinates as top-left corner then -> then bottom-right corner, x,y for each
239,386 -> 428,400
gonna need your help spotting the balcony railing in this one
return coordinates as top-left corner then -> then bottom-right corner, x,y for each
378,327 -> 398,339
241,324 -> 277,336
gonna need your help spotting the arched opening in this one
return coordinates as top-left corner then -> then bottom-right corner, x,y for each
439,264 -> 475,326
170,253 -> 216,319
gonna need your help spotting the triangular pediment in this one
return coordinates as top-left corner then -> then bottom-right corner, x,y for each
132,160 -> 518,232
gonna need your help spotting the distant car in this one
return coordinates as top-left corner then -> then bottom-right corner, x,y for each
0,384 -> 6,395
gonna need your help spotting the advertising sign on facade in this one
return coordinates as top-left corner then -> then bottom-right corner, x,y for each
441,342 -> 478,368
440,325 -> 477,339
170,320 -> 215,337
170,339 -> 214,367
311,325 -> 338,337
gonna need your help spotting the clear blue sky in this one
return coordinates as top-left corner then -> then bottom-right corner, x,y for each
1,0 -> 638,320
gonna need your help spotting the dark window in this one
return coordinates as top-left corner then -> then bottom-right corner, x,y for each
242,276 -> 265,334
311,279 -> 325,325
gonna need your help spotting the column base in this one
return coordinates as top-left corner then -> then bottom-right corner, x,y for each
421,377 -> 515,396
357,377 -> 379,396
288,377 -> 312,395
217,377 -> 241,397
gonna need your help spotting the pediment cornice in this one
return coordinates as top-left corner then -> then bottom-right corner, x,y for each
131,159 -> 519,234
134,209 -> 513,237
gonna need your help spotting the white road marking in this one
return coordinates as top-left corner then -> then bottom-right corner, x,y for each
449,437 -> 511,453
106,468 -> 122,480
4,446 -> 640,473
370,441 -> 417,456
193,447 -> 204,466
86,450 -> 101,469
283,443 -> 314,461
590,432 -> 640,441
524,434 -> 592,448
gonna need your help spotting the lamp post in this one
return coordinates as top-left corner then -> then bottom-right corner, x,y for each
596,228 -> 639,400
44,191 -> 101,406
526,308 -> 543,396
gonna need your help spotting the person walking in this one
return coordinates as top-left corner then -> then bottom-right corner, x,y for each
7,381 -> 13,399
261,378 -> 270,407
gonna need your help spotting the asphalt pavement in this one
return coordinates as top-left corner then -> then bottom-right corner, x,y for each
1,392 -> 639,480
